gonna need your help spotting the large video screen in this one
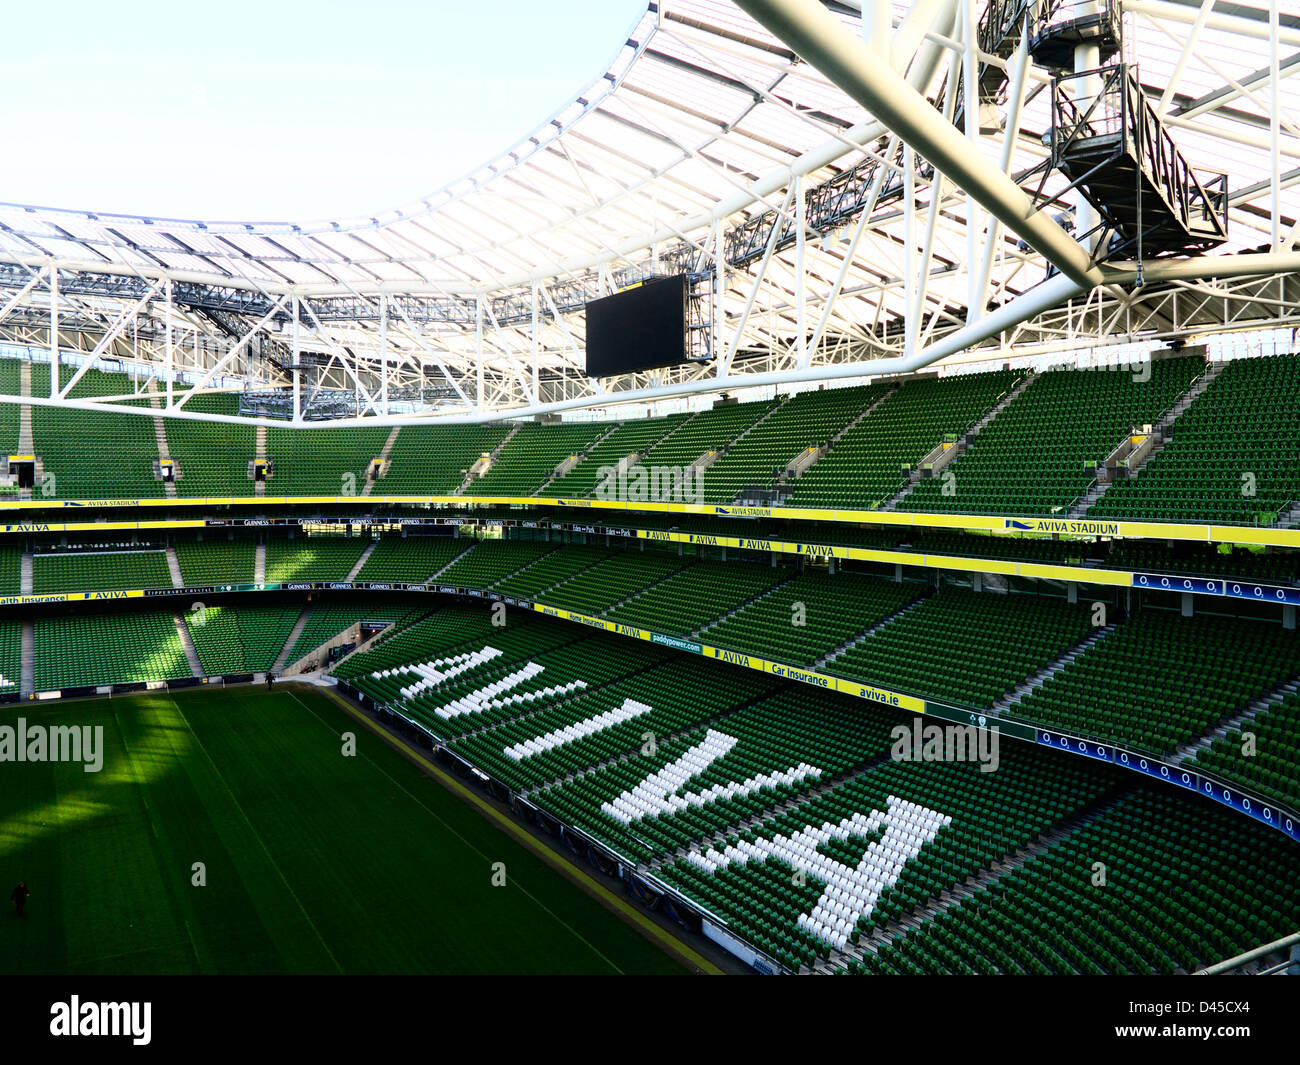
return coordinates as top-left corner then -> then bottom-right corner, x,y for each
585,275 -> 689,378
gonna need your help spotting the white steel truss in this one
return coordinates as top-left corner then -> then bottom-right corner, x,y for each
0,0 -> 1294,426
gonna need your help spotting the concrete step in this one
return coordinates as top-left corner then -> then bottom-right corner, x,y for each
164,546 -> 185,588
362,426 -> 402,495
254,424 -> 267,496
174,613 -> 203,677
20,618 -> 34,696
693,574 -> 793,639
1170,676 -> 1300,765
347,541 -> 378,581
816,593 -> 929,670
426,540 -> 475,582
1076,360 -> 1223,518
460,423 -> 519,493
535,422 -> 621,495
273,606 -> 313,673
149,395 -> 178,498
993,623 -> 1117,714
879,374 -> 1035,511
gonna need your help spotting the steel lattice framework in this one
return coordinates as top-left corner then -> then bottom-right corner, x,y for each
0,0 -> 1296,425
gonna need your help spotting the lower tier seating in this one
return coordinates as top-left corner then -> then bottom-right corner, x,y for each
186,602 -> 303,675
34,610 -> 192,690
847,788 -> 1300,974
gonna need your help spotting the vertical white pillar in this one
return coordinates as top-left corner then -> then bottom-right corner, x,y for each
1074,1 -> 1103,255
1270,0 -> 1282,248
292,296 -> 301,424
475,295 -> 484,414
531,282 -> 539,402
48,267 -> 58,397
165,277 -> 174,409
379,294 -> 389,416
795,175 -> 807,368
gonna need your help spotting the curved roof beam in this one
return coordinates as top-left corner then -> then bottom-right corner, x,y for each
734,0 -> 1100,289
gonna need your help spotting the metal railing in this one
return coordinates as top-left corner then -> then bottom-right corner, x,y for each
1050,63 -> 1228,249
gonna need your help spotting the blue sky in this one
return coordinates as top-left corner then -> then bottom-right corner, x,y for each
6,0 -> 647,221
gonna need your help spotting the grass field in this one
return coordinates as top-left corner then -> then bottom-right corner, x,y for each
0,686 -> 686,974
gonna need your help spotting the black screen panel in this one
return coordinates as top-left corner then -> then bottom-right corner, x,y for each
585,275 -> 688,377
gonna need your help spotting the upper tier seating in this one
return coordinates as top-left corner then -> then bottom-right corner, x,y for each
31,363 -> 164,499
166,393 -> 257,497
547,415 -> 688,497
464,422 -> 609,496
699,386 -> 879,503
903,355 -> 1203,515
380,423 -> 511,495
1092,353 -> 1300,524
264,424 -> 393,496
0,360 -> 22,470
634,401 -> 778,496
788,373 -> 1020,510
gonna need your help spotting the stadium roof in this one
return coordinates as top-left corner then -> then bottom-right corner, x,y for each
0,0 -> 1296,421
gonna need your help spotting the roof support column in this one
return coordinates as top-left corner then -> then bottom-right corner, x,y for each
531,282 -> 539,401
379,293 -> 389,416
1271,0 -> 1283,248
48,267 -> 58,398
903,144 -> 917,361
475,295 -> 484,414
165,277 -> 174,409
794,174 -> 807,369
863,0 -> 892,55
292,295 -> 301,425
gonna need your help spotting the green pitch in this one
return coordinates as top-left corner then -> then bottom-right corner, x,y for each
0,686 -> 686,974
